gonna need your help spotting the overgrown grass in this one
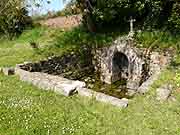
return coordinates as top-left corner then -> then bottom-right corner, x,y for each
0,26 -> 180,134
0,26 -> 116,67
136,31 -> 180,52
0,72 -> 180,135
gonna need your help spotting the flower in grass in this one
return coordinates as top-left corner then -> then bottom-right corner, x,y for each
4,97 -> 33,109
61,125 -> 76,135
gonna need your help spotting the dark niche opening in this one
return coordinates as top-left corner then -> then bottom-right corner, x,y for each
112,52 -> 129,82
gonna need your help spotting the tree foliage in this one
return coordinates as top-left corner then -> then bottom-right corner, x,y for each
168,2 -> 180,33
60,0 -> 81,16
76,0 -> 180,33
0,0 -> 32,38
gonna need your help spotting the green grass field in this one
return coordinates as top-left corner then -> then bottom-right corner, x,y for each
0,27 -> 180,135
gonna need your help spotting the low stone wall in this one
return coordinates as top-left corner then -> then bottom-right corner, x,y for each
12,36 -> 171,108
15,65 -> 129,108
15,65 -> 86,96
93,36 -> 171,92
77,88 -> 128,108
138,52 -> 171,94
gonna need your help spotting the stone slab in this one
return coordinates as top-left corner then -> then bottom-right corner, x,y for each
15,67 -> 86,97
138,71 -> 161,94
2,67 -> 15,76
77,88 -> 128,108
156,84 -> 172,101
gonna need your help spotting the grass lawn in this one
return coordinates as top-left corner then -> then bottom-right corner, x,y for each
0,27 -> 180,135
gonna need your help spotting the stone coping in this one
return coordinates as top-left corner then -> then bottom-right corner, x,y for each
15,65 -> 128,108
15,66 -> 86,96
77,88 -> 128,108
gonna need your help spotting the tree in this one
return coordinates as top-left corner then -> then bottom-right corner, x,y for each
75,0 -> 180,33
0,0 -> 32,38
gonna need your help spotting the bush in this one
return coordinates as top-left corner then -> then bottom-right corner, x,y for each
0,0 -> 32,38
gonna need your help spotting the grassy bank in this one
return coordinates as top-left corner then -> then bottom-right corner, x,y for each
0,26 -> 180,135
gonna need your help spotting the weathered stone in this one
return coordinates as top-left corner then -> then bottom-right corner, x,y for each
0,68 -> 2,73
77,88 -> 94,97
168,96 -> 176,102
138,71 -> 161,94
138,52 -> 171,94
54,80 -> 86,96
126,89 -> 136,96
54,84 -> 76,96
2,67 -> 15,76
38,79 -> 55,91
15,66 -> 86,97
149,52 -> 171,75
156,84 -> 172,101
127,81 -> 140,90
94,36 -> 146,91
77,88 -> 128,108
23,61 -> 32,65
96,93 -> 128,108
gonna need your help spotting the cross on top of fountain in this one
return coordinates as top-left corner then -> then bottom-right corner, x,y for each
128,16 -> 136,38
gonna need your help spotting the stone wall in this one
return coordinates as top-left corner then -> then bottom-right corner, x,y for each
93,36 -> 147,90
138,52 -> 171,94
19,51 -> 94,80
15,65 -> 129,108
13,35 -> 171,108
15,66 -> 86,96
93,36 -> 171,91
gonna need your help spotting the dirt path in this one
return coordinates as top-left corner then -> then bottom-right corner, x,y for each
40,15 -> 82,29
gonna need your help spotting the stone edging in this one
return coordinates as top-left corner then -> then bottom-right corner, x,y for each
15,65 -> 128,108
77,88 -> 128,108
15,66 -> 86,96
137,56 -> 171,94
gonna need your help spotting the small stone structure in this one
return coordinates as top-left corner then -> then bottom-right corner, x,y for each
94,36 -> 147,90
14,35 -> 171,108
15,65 -> 129,108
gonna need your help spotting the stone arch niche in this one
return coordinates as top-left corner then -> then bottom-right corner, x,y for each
94,36 -> 146,90
112,52 -> 129,82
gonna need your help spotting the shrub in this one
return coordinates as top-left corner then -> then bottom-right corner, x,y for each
0,0 -> 32,38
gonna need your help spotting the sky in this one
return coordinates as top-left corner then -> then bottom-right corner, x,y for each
28,0 -> 69,16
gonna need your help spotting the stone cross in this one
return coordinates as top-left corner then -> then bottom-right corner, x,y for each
128,16 -> 136,34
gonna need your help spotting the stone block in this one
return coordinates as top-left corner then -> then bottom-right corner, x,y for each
77,88 -> 128,108
77,88 -> 95,97
0,68 -> 2,73
96,93 -> 128,108
156,84 -> 172,101
2,67 -> 15,76
54,80 -> 86,96
138,71 -> 161,94
54,84 -> 77,96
